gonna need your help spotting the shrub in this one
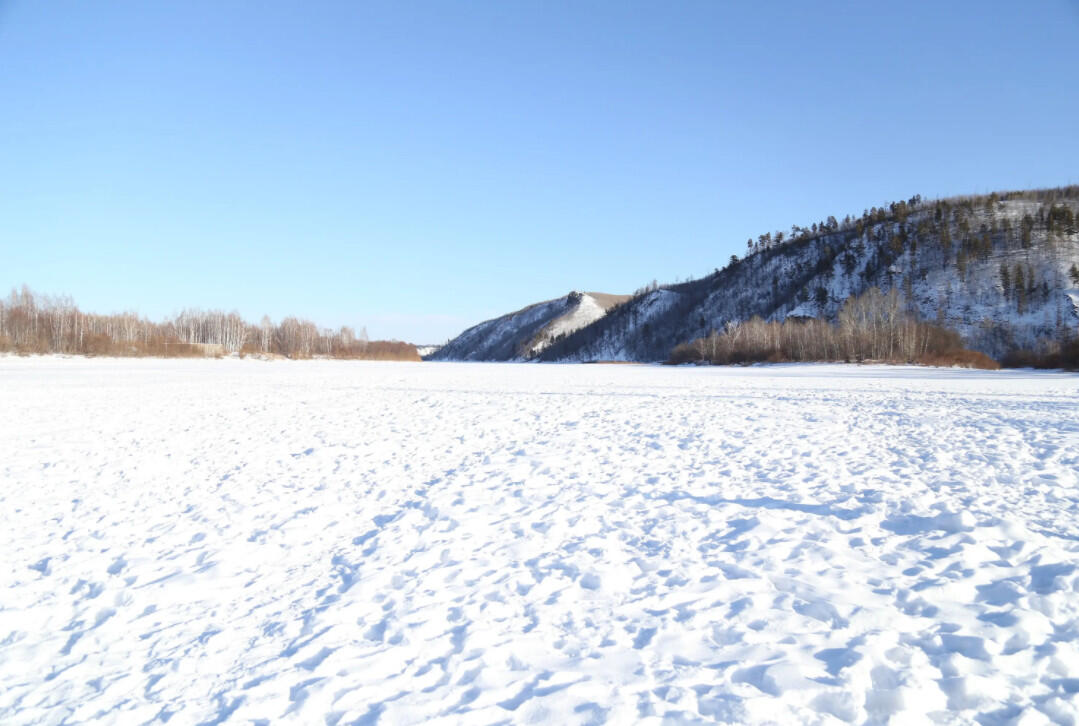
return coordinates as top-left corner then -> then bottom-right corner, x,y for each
1002,338 -> 1079,370
916,350 -> 1000,370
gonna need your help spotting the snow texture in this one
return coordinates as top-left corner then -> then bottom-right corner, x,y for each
2,357 -> 1079,725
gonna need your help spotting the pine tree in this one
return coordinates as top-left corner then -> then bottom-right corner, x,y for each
1015,264 -> 1027,314
1000,263 -> 1011,300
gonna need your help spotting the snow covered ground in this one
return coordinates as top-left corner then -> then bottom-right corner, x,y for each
2,357 -> 1078,725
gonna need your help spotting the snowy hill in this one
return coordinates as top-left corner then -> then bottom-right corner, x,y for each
429,291 -> 630,361
414,344 -> 442,358
536,188 -> 1079,361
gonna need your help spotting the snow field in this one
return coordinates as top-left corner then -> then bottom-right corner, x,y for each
1,358 -> 1078,724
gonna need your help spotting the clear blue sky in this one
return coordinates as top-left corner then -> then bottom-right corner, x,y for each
2,1 -> 1078,342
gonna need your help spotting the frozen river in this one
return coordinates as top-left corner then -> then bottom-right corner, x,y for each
1,357 -> 1078,724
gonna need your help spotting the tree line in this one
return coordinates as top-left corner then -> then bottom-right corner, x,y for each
0,286 -> 421,361
669,287 -> 1003,368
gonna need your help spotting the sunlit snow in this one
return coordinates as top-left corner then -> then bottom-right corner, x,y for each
2,357 -> 1078,724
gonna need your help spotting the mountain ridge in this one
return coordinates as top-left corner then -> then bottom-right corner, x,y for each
435,186 -> 1079,362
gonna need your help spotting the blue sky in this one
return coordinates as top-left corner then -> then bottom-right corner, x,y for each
2,1 -> 1078,342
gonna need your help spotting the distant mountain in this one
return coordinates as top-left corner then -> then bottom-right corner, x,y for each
433,187 -> 1079,363
428,291 -> 630,361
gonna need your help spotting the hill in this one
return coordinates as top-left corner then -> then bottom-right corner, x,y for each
531,187 -> 1079,362
428,291 -> 630,361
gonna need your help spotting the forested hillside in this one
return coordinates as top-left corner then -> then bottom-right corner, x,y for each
536,187 -> 1079,361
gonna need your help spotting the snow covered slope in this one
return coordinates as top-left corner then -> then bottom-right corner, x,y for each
3,357 -> 1079,724
535,191 -> 1079,361
429,291 -> 629,361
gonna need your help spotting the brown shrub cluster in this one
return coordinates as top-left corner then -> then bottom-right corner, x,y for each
917,350 -> 1001,370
